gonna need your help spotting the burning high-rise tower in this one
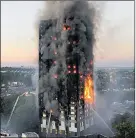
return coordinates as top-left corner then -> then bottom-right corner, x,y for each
39,1 -> 96,137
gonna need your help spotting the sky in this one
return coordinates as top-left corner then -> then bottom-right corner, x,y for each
1,1 -> 134,67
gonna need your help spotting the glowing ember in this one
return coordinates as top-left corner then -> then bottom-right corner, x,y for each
73,65 -> 76,69
63,25 -> 71,31
90,60 -> 93,65
53,37 -> 57,40
68,70 -> 71,73
53,74 -> 58,79
68,65 -> 71,68
73,70 -> 76,73
67,27 -> 71,30
80,75 -> 83,79
63,26 -> 66,31
80,95 -> 83,99
84,75 -> 94,104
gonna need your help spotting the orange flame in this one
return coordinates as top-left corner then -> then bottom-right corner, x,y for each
63,25 -> 71,31
63,26 -> 66,31
84,75 -> 94,104
90,60 -> 93,65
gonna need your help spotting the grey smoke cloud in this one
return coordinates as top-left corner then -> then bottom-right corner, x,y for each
38,0 -> 104,120
36,1 -> 134,136
38,2 -> 117,137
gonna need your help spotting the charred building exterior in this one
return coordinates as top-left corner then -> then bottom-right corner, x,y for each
39,1 -> 95,137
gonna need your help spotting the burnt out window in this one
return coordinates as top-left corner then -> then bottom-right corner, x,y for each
75,123 -> 77,128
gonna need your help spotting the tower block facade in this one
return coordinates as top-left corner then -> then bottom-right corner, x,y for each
39,18 -> 95,137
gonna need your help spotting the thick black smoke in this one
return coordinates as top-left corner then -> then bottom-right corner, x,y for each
39,1 -> 98,118
62,1 -> 96,71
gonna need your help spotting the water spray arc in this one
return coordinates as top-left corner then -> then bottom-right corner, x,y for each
90,105 -> 114,135
6,93 -> 25,128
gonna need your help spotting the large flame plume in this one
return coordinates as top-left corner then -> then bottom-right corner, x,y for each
84,74 -> 95,104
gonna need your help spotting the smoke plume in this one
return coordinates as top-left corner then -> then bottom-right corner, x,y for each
38,1 -> 100,117
37,1 -> 134,137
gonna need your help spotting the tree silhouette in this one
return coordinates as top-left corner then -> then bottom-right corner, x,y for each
114,121 -> 134,138
112,113 -> 134,138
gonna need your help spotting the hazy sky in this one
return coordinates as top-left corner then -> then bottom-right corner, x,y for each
1,1 -> 134,67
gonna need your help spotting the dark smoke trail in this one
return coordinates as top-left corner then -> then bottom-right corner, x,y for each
39,0 -> 98,115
